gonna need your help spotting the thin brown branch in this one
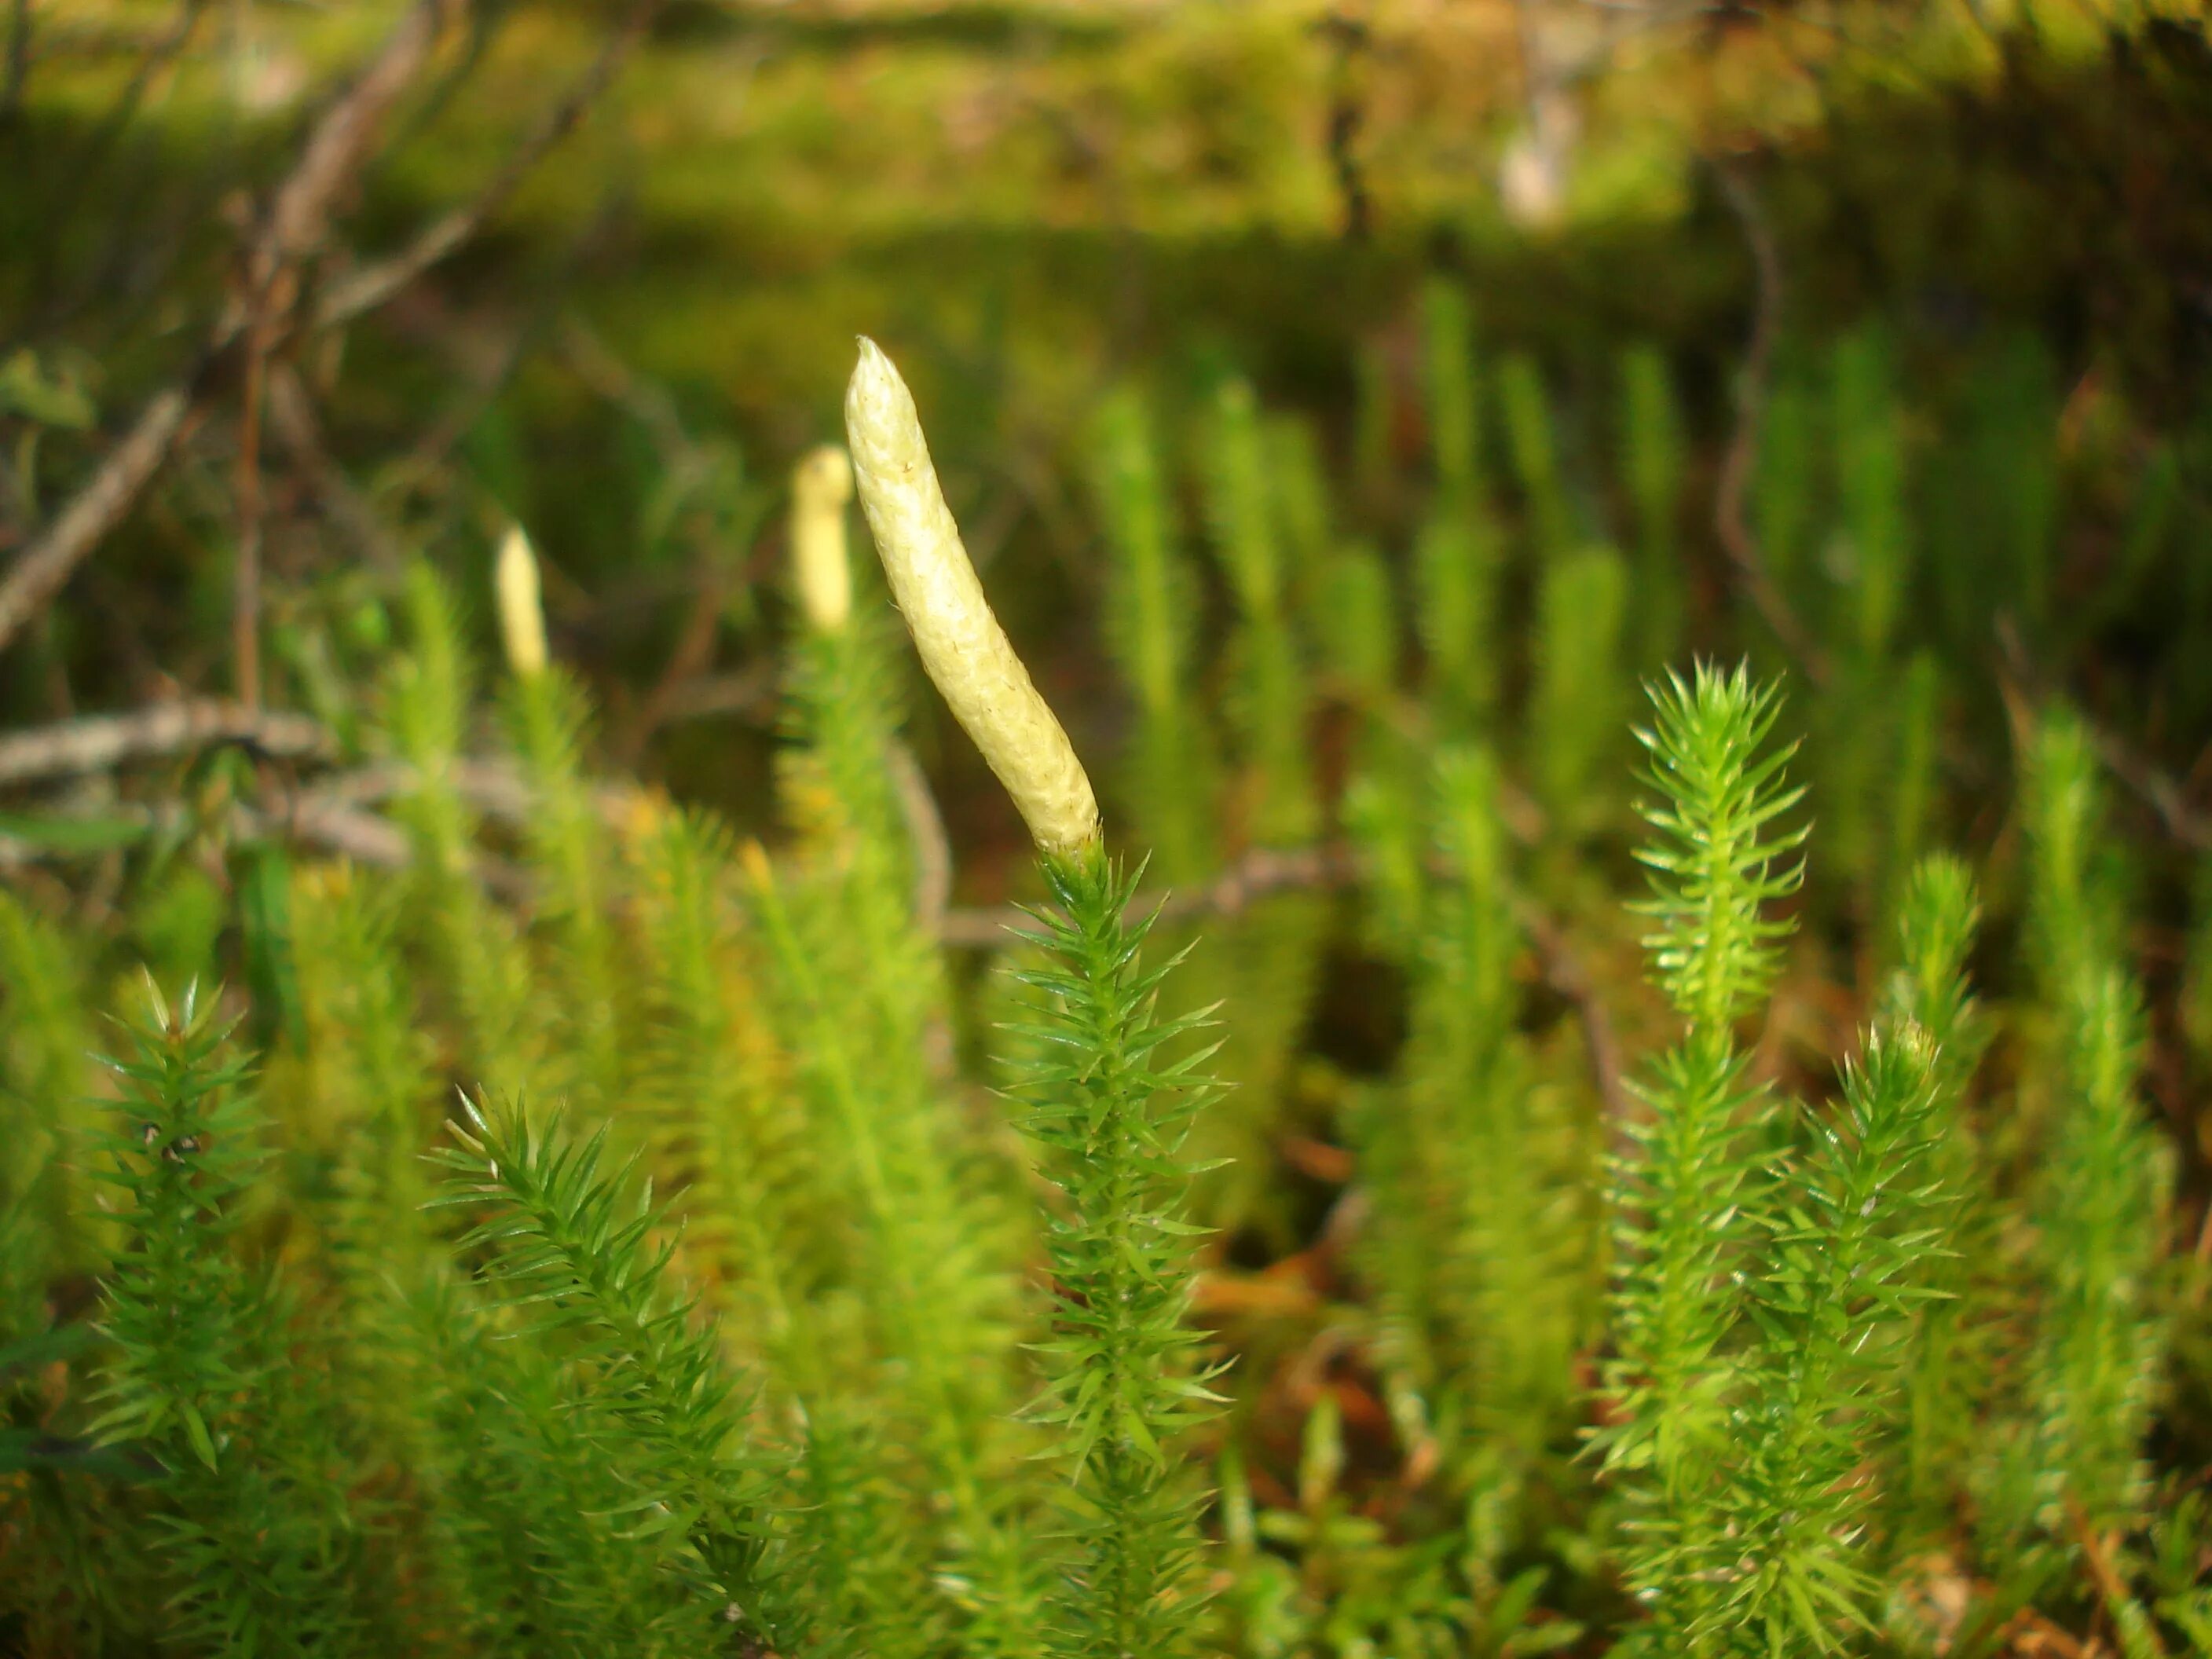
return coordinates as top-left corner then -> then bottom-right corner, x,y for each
886,738 -> 954,936
0,388 -> 197,650
934,843 -> 1355,950
0,700 -> 334,789
557,314 -> 691,455
315,0 -> 659,329
247,1 -> 460,302
617,548 -> 739,764
939,838 -> 1635,1126
1712,156 -> 1829,686
2089,725 -> 2210,852
0,0 -> 457,655
646,664 -> 781,728
232,324 -> 272,712
70,0 -> 213,178
2068,1497 -> 2166,1657
266,363 -> 405,573
0,786 -> 526,899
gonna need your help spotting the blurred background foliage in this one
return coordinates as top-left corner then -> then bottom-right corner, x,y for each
5,0 -> 2212,1652
7,0 -> 2209,840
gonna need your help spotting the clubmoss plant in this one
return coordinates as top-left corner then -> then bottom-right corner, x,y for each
847,337 -> 1221,1658
768,431 -> 1043,1650
1188,374 -> 1329,1238
92,982 -> 367,1657
1356,745 -> 1589,1462
1979,710 -> 2170,1582
1413,508 -> 1503,734
1882,854 -> 1997,1529
1415,279 -> 1505,733
0,891 -> 98,1274
0,306 -> 2202,1657
1601,666 -> 1805,1645
1421,277 -> 1482,508
496,526 -> 625,1117
1090,384 -> 1213,885
383,562 -> 536,1090
1499,352 -> 1574,559
434,1095 -> 788,1647
1602,665 -> 1957,1654
1532,545 -> 1630,840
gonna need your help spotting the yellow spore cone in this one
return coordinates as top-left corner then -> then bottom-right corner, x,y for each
790,445 -> 854,632
844,337 -> 1101,859
493,523 -> 548,679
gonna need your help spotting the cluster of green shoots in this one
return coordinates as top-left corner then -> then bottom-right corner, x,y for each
1,293 -> 2204,1657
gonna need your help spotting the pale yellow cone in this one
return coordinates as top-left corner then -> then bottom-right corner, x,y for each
494,523 -> 548,679
790,445 -> 855,632
844,337 -> 1101,859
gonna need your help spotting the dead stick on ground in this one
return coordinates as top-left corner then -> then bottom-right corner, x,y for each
933,844 -> 1355,950
1712,156 -> 1829,686
0,701 -> 334,788
233,312 -> 274,712
2068,1497 -> 2166,1657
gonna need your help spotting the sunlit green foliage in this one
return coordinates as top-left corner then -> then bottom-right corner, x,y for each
0,267 -> 2203,1657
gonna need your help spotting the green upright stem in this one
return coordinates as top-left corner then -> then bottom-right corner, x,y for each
1013,849 -> 1218,1659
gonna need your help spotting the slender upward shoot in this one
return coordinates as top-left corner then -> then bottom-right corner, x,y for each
843,336 -> 1101,859
790,444 -> 854,633
494,523 -> 548,679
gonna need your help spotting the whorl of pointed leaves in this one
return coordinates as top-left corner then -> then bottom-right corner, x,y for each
93,981 -> 366,1657
1632,664 -> 1807,1032
432,1096 -> 783,1647
1884,854 -> 1995,1526
1006,850 -> 1221,1659
1721,1026 -> 1948,1654
1885,854 -> 1987,1082
1605,665 -> 1808,1646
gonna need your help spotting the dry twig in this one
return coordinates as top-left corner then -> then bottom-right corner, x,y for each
0,0 -> 458,656
886,738 -> 954,936
0,388 -> 199,651
1712,156 -> 1829,684
934,843 -> 1354,950
939,838 -> 1634,1124
0,699 -> 332,789
313,0 -> 660,329
0,0 -> 647,660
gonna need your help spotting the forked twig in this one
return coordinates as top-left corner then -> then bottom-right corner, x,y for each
314,0 -> 660,329
0,0 -> 458,656
0,0 -> 646,658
